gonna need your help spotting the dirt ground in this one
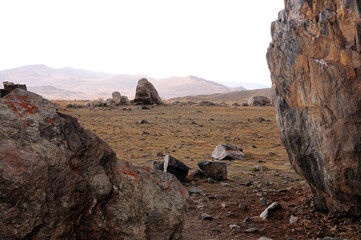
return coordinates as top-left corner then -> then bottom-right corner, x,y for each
58,102 -> 361,240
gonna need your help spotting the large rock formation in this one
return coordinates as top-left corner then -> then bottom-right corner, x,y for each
267,0 -> 361,212
0,89 -> 188,239
133,78 -> 163,105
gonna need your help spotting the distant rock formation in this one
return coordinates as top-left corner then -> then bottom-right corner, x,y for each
247,96 -> 271,106
0,89 -> 188,239
133,78 -> 162,105
267,0 -> 361,212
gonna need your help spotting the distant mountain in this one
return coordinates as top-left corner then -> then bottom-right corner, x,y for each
0,65 -> 250,100
169,88 -> 271,102
222,81 -> 270,90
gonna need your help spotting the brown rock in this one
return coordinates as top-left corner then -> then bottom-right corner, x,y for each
267,0 -> 361,212
0,89 -> 188,239
133,78 -> 162,105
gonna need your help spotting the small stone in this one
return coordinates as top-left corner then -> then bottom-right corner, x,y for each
260,197 -> 268,206
239,203 -> 248,210
212,227 -> 221,233
201,213 -> 213,220
191,169 -> 205,179
188,188 -> 205,196
245,180 -> 253,186
244,227 -> 259,233
289,215 -> 299,224
243,217 -> 252,223
139,119 -> 149,124
221,202 -> 228,208
259,238 -> 273,240
260,202 -> 283,220
220,182 -> 230,187
252,145 -> 257,148
229,224 -> 241,229
226,211 -> 235,218
196,203 -> 206,209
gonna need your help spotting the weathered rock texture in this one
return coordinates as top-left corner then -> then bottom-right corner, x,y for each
267,0 -> 361,212
133,78 -> 163,105
0,89 -> 188,239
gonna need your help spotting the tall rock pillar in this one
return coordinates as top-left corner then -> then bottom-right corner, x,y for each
267,0 -> 361,212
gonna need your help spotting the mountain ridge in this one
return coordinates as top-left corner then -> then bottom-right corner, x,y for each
0,65 -> 250,100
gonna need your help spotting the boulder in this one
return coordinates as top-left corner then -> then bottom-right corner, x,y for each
260,202 -> 282,221
112,91 -> 121,102
0,89 -> 188,239
152,154 -> 190,182
119,95 -> 130,105
197,161 -> 227,180
211,144 -> 245,160
133,78 -> 162,105
111,91 -> 130,105
267,0 -> 361,213
247,96 -> 271,106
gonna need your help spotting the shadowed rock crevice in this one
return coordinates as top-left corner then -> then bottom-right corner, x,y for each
267,0 -> 361,213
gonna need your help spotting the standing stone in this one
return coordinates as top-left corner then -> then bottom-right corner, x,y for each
212,144 -> 245,160
198,161 -> 227,180
152,154 -> 190,182
267,0 -> 361,212
247,96 -> 271,106
0,89 -> 188,240
133,78 -> 162,105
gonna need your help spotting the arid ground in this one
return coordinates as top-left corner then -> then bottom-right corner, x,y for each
57,102 -> 361,240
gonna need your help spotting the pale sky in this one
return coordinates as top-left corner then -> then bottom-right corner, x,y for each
0,0 -> 284,87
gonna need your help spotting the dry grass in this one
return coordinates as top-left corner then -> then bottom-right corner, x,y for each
59,103 -> 294,179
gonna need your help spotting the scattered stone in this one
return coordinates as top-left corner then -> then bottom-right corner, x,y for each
239,203 -> 248,210
252,145 -> 257,148
198,161 -> 227,180
220,182 -> 230,187
229,224 -> 241,229
156,152 -> 164,157
244,227 -> 259,233
260,197 -> 268,206
152,154 -> 190,182
259,237 -> 273,240
232,103 -> 240,106
206,177 -> 217,184
133,78 -> 162,105
188,187 -> 205,196
226,211 -> 235,218
245,180 -> 253,186
289,215 -> 299,224
139,119 -> 149,124
212,227 -> 221,233
140,131 -> 150,135
201,213 -> 213,220
191,169 -> 205,179
138,105 -> 150,110
247,96 -> 271,106
243,217 -> 252,223
260,202 -> 283,220
211,144 -> 245,160
198,101 -> 215,106
221,202 -> 228,208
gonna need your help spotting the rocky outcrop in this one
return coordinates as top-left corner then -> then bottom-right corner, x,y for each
247,96 -> 271,106
0,89 -> 188,239
112,91 -> 130,105
133,78 -> 162,105
267,0 -> 361,212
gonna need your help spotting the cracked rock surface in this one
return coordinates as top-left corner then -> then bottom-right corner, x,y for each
0,89 -> 188,239
267,0 -> 361,212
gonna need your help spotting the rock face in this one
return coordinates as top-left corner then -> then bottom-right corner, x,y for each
152,154 -> 190,182
267,0 -> 361,212
0,89 -> 188,239
0,81 -> 27,98
212,144 -> 245,160
133,78 -> 162,105
247,96 -> 271,106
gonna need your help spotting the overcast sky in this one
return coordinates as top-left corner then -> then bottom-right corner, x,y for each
0,0 -> 284,87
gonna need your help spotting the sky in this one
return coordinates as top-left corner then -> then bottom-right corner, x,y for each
0,0 -> 284,87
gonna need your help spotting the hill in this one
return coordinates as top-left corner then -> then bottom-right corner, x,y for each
169,88 -> 271,102
0,65 -> 248,100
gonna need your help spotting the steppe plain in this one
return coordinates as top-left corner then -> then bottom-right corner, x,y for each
56,101 -> 361,240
